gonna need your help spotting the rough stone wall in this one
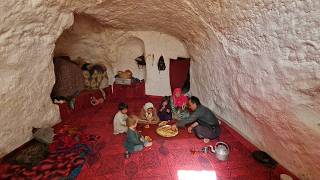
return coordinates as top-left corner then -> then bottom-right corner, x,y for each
0,1 -> 73,157
1,0 -> 319,179
187,1 -> 320,179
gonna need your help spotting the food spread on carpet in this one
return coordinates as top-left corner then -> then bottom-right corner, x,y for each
156,125 -> 178,137
0,89 -> 297,180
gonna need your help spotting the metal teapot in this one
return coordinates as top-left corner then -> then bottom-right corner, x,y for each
207,142 -> 230,161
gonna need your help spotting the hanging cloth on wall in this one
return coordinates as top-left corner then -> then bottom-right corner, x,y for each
135,55 -> 146,69
158,55 -> 166,73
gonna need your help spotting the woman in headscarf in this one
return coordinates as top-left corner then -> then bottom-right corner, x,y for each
170,88 -> 189,120
138,102 -> 160,124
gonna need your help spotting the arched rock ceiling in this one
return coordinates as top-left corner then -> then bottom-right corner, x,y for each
50,0 -> 216,46
1,0 -> 319,179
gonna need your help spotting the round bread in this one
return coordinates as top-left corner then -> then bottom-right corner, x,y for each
156,125 -> 178,137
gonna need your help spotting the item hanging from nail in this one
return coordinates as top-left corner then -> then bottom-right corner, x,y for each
158,55 -> 166,73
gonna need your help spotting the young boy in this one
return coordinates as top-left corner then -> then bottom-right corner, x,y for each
113,102 -> 129,135
124,115 -> 152,157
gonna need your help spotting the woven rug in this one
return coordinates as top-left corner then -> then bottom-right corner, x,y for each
0,124 -> 100,179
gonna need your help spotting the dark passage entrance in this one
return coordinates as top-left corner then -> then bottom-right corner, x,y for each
169,57 -> 190,93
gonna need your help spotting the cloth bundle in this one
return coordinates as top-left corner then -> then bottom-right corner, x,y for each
116,70 -> 133,79
81,63 -> 108,89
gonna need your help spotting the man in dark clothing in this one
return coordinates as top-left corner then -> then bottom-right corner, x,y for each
172,96 -> 220,142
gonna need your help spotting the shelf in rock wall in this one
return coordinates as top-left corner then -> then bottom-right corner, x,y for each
114,78 -> 132,85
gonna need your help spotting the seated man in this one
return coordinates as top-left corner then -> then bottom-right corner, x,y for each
172,96 -> 220,142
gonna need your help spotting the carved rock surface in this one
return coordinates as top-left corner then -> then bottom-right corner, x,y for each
0,0 -> 74,159
1,0 -> 320,179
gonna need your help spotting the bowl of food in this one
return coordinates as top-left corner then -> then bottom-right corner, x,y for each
156,125 -> 178,137
144,136 -> 152,142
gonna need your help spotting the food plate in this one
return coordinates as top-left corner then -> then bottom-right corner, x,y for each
156,125 -> 178,137
158,121 -> 168,127
144,136 -> 152,142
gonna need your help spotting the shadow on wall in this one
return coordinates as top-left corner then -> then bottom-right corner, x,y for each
115,37 -> 146,81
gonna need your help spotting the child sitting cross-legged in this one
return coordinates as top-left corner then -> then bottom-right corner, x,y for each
139,102 -> 160,124
124,115 -> 152,157
158,96 -> 172,121
113,102 -> 128,135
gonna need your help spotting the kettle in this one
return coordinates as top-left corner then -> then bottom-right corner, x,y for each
208,142 -> 230,161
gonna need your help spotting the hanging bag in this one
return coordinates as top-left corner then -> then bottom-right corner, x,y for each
135,55 -> 146,69
158,55 -> 166,73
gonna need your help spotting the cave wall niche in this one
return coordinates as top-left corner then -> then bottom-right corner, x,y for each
54,14 -> 115,86
115,37 -> 146,80
54,14 -> 189,96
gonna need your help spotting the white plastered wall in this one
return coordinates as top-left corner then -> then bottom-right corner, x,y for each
115,37 -> 146,80
132,31 -> 189,96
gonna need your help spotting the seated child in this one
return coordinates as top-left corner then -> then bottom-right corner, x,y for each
158,96 -> 172,121
139,102 -> 160,124
170,88 -> 189,120
124,115 -> 152,156
113,102 -> 128,135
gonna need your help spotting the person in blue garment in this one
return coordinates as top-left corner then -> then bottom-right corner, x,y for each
124,115 -> 152,157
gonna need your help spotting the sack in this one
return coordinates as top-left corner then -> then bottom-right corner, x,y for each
81,63 -> 107,89
252,151 -> 278,168
117,70 -> 133,79
135,55 -> 146,68
33,128 -> 55,144
158,55 -> 166,72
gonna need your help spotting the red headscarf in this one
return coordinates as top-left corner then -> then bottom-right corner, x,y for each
173,88 -> 188,108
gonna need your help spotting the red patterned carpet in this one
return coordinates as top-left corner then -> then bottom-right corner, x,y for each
61,85 -> 297,180
0,84 -> 298,180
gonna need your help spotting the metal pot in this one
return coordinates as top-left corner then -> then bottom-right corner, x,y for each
208,142 -> 230,161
